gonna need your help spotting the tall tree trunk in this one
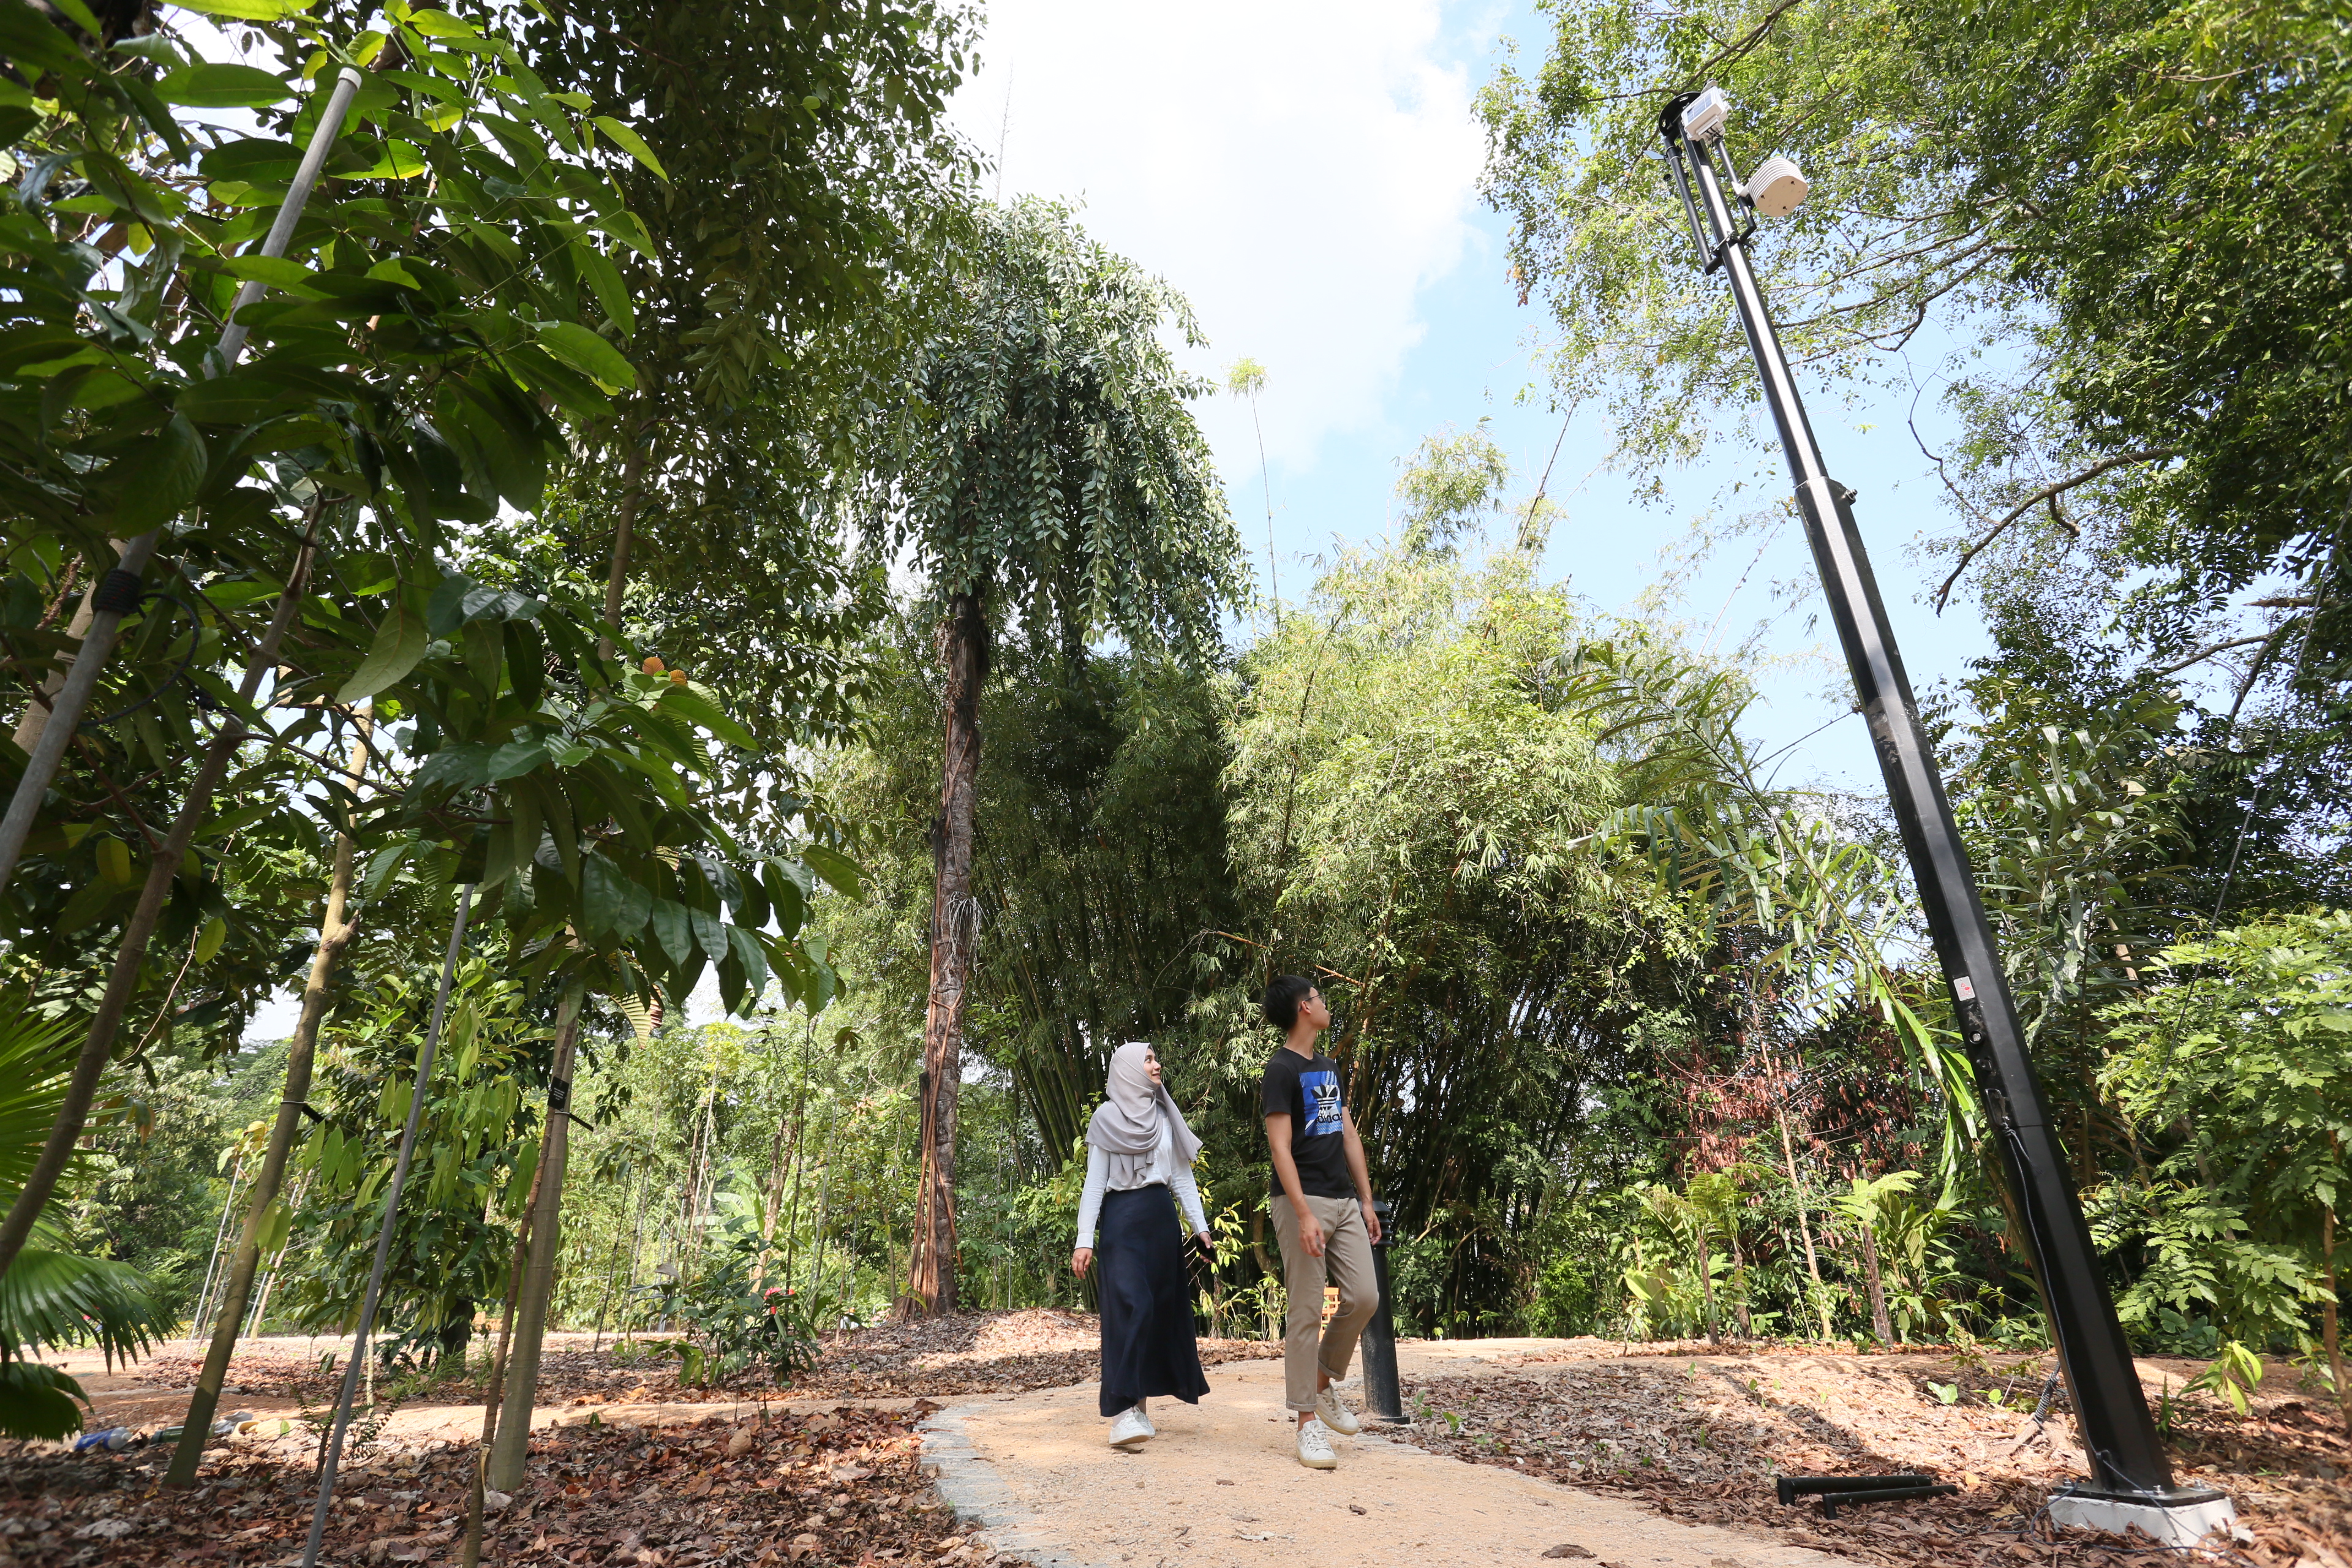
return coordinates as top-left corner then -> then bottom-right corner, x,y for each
1696,1224 -> 1720,1343
2328,1136 -> 2348,1436
462,1125 -> 551,1568
783,1038 -> 811,1282
1858,1223 -> 1895,1344
166,716 -> 370,1486
598,425 -> 653,663
486,979 -> 586,1491
1773,1061 -> 1832,1340
756,1058 -> 797,1293
908,590 -> 987,1317
2325,1201 -> 2346,1436
187,1156 -> 245,1344
12,546 -> 107,753
1730,1229 -> 1752,1338
0,532 -> 322,1282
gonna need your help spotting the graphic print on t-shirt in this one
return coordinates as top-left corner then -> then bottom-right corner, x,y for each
1300,1069 -> 1342,1137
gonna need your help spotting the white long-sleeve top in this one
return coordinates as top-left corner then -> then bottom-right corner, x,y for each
1075,1115 -> 1208,1248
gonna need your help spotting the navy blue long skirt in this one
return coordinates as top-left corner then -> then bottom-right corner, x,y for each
1096,1184 -> 1210,1417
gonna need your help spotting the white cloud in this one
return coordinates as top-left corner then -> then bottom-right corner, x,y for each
951,0 -> 1494,477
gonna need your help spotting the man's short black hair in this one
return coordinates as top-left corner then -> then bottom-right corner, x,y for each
1264,974 -> 1316,1033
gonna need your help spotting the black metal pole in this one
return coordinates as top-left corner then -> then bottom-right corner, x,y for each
1654,94 -> 2217,1512
1359,1199 -> 1408,1424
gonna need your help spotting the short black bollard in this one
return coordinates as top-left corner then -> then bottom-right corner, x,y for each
1359,1198 -> 1409,1425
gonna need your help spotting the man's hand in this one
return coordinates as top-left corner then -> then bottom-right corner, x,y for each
1362,1199 -> 1382,1245
1294,1204 -> 1326,1258
1071,1247 -> 1093,1278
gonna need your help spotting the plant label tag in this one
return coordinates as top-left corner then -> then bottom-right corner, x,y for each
1953,975 -> 1976,1001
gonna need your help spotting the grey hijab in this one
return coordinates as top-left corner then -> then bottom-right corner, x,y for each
1086,1041 -> 1203,1188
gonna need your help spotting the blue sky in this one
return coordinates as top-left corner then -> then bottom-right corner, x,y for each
951,0 -> 1997,796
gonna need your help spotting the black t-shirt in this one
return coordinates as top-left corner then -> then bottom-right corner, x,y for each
1261,1047 -> 1354,1199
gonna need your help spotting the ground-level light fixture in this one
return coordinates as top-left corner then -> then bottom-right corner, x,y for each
1652,85 -> 2236,1549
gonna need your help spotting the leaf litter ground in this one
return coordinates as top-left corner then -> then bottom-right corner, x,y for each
0,1310 -> 1275,1568
1401,1340 -> 2352,1568
9,1319 -> 2348,1567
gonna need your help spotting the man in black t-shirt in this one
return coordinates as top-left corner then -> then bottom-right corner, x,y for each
1259,974 -> 1382,1469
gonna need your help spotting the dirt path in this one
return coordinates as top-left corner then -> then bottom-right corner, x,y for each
919,1346 -> 1842,1568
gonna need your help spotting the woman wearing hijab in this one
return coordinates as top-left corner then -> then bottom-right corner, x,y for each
1072,1041 -> 1212,1449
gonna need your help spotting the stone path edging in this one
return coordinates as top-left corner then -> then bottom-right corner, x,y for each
919,1403 -> 1102,1568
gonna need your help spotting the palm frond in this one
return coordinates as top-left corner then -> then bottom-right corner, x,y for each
0,1246 -> 168,1370
0,1359 -> 88,1442
0,1001 -> 80,1205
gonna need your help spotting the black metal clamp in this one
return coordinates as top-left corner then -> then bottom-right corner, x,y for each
1778,1474 -> 1959,1518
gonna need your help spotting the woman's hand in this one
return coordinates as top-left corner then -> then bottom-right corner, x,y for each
1071,1246 -> 1094,1278
1194,1231 -> 1212,1253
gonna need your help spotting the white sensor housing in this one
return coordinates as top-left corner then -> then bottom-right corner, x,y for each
1746,155 -> 1810,216
1681,87 -> 1730,141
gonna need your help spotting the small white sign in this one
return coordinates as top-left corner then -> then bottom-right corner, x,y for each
1953,976 -> 1976,1001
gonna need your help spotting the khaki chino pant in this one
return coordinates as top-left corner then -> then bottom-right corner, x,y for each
1270,1193 -> 1378,1413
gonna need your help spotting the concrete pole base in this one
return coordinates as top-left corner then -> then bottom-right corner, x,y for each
2047,1487 -> 2237,1548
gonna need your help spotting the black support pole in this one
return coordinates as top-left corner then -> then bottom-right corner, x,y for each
1359,1199 -> 1408,1424
1654,93 -> 2223,1523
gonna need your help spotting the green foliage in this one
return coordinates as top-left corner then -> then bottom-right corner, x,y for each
279,960 -> 543,1367
2092,910 -> 2352,1363
356,565 -> 843,1018
1526,1243 -> 1605,1338
0,0 -> 979,1399
1953,683 -> 2190,1052
0,1245 -> 167,1379
0,999 -> 167,1438
1480,0 -> 2348,631
0,0 -> 752,1086
511,0 -> 981,755
553,1016 -> 917,1340
0,1005 -> 80,1203
0,1360 -> 88,1442
635,1188 -> 818,1389
0,0 -> 645,568
888,198 -> 1246,658
1392,424 -> 1512,559
1226,543 -> 1675,1324
59,1048 -> 266,1319
819,637 -> 1240,1168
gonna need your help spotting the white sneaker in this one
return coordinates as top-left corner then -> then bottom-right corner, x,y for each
1109,1406 -> 1153,1449
1315,1385 -> 1362,1436
1294,1417 -> 1338,1469
1135,1405 -> 1158,1438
